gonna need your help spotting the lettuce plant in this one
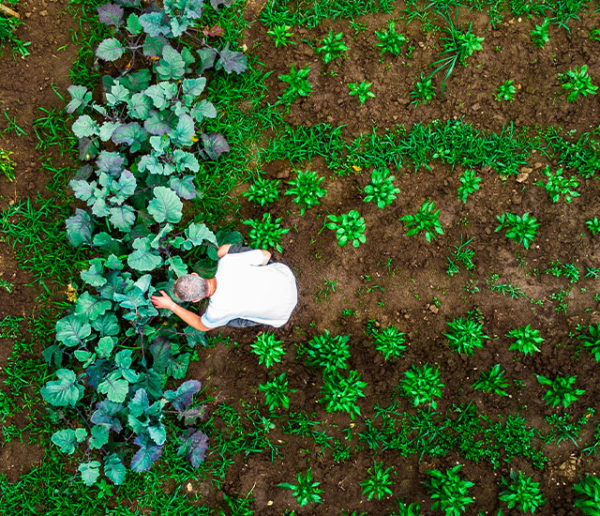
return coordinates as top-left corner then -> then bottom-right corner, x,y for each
507,325 -> 544,355
285,169 -> 326,214
279,65 -> 312,102
586,217 -> 600,235
375,21 -> 407,56
445,316 -> 488,356
495,212 -> 539,249
259,373 -> 296,411
401,199 -> 444,242
361,461 -> 394,500
559,65 -> 598,102
298,330 -> 350,373
573,474 -> 600,515
411,73 -> 435,106
369,322 -> 406,360
363,168 -> 400,208
327,210 -> 366,247
267,24 -> 295,47
251,332 -> 285,368
457,169 -> 481,202
534,166 -> 580,203
320,369 -> 366,418
348,80 -> 375,104
279,469 -> 323,506
243,178 -> 280,206
427,464 -> 474,515
536,375 -> 585,408
530,19 -> 550,48
316,29 -> 349,64
499,470 -> 545,513
400,363 -> 444,409
243,213 -> 289,252
495,79 -> 516,101
471,364 -> 510,397
578,324 -> 600,362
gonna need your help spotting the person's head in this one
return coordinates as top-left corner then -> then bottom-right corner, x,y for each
173,273 -> 206,302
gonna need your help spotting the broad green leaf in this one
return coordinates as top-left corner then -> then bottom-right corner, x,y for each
149,223 -> 173,249
104,454 -> 127,485
149,424 -> 167,446
96,336 -> 116,359
170,114 -> 195,147
184,326 -> 208,347
98,371 -> 130,403
156,45 -> 185,80
91,197 -> 110,218
197,47 -> 217,73
70,179 -> 94,202
143,35 -> 168,57
128,388 -> 149,418
164,380 -> 201,412
182,77 -> 206,96
113,286 -> 148,312
185,222 -> 217,246
81,259 -> 107,287
105,254 -> 124,270
96,38 -> 125,61
74,349 -> 95,368
91,312 -> 120,337
169,175 -> 196,200
173,150 -> 199,172
126,13 -> 143,35
51,429 -> 77,454
148,186 -> 183,224
66,85 -> 92,114
131,370 -> 163,400
56,315 -> 92,347
131,434 -> 163,472
112,122 -> 147,153
216,43 -> 248,74
144,110 -> 172,135
138,154 -> 164,175
79,461 -> 101,486
127,238 -> 163,271
144,84 -> 168,109
112,170 -> 137,203
150,339 -> 171,374
128,92 -> 152,119
201,132 -> 229,160
41,369 -> 84,407
168,255 -> 188,277
75,291 -> 112,321
90,425 -> 110,449
120,69 -> 151,92
139,12 -> 170,37
91,399 -> 123,432
106,83 -> 130,106
167,352 -> 190,379
97,151 -> 125,174
190,100 -> 216,123
75,428 -> 88,442
115,349 -> 140,383
134,274 -> 153,293
109,205 -> 136,231
72,115 -> 99,139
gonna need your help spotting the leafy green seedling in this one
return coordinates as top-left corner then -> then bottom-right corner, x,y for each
320,370 -> 366,418
530,19 -> 550,48
578,324 -> 600,362
534,166 -> 580,203
507,325 -> 544,355
267,25 -> 296,47
279,65 -> 312,101
348,80 -> 375,104
375,21 -> 407,56
278,469 -> 323,506
400,363 -> 444,409
0,149 -> 15,181
259,373 -> 296,411
446,236 -> 475,276
299,330 -> 350,373
285,170 -> 326,215
363,168 -> 400,208
471,364 -> 510,396
573,474 -> 600,514
361,461 -> 394,500
316,30 -> 349,64
457,169 -> 481,202
586,217 -> 600,235
401,199 -> 444,242
499,470 -> 546,513
243,178 -> 280,207
559,65 -> 598,102
536,375 -> 585,408
411,73 -> 435,106
445,316 -> 488,356
495,79 -> 516,101
427,464 -> 474,515
495,212 -> 539,249
243,213 -> 289,252
251,332 -> 285,368
368,322 -> 406,360
327,210 -> 366,247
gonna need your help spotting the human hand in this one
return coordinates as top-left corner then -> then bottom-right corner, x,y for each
150,290 -> 177,311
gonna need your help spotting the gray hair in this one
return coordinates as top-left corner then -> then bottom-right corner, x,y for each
173,274 -> 207,302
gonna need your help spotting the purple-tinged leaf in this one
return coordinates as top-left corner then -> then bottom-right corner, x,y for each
197,47 -> 217,73
96,151 -> 125,175
169,175 -> 196,200
97,4 -> 124,26
210,0 -> 232,9
178,429 -> 208,467
216,42 -> 247,74
164,380 -> 202,412
131,433 -> 163,472
86,358 -> 109,390
66,209 -> 93,247
79,137 -> 100,161
181,406 -> 206,425
91,399 -> 124,433
201,133 -> 229,160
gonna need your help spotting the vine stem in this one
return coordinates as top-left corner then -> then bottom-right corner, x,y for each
0,3 -> 20,18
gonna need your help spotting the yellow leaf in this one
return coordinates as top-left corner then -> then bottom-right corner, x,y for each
352,165 -> 361,172
190,134 -> 199,142
66,284 -> 78,303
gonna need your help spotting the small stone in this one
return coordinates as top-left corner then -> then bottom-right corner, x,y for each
428,304 -> 439,314
41,10 -> 48,16
267,501 -> 274,506
471,103 -> 480,111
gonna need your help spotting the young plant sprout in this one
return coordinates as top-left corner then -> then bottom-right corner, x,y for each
316,29 -> 349,64
348,80 -> 375,104
457,169 -> 481,202
259,373 -> 296,411
299,330 -> 350,373
530,19 -> 550,48
320,369 -> 366,418
559,65 -> 598,102
375,21 -> 407,56
427,464 -> 474,514
278,468 -> 323,506
411,73 -> 436,106
401,199 -> 444,242
495,79 -> 516,101
279,65 -> 312,102
471,364 -> 510,396
534,166 -> 580,203
445,315 -> 488,356
243,178 -> 280,207
363,168 -> 400,208
495,212 -> 539,249
573,474 -> 600,514
361,461 -> 394,500
499,470 -> 546,513
368,322 -> 406,360
251,332 -> 285,368
577,324 -> 600,362
586,217 -> 600,235
266,25 -> 295,47
391,500 -> 422,515
536,374 -> 585,408
507,325 -> 544,355
446,236 -> 475,276
243,213 -> 289,252
327,210 -> 366,247
400,363 -> 444,409
285,169 -> 327,215
0,149 -> 15,181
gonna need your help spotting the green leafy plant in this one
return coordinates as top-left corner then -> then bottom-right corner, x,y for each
251,332 -> 285,368
536,375 -> 585,408
320,369 -> 366,418
361,461 -> 394,500
495,79 -> 516,101
267,25 -> 295,47
427,464 -> 475,515
299,330 -> 350,373
316,29 -> 349,63
285,169 -> 326,215
530,19 -> 550,48
411,73 -> 435,106
363,168 -> 400,208
375,21 -> 407,55
586,217 -> 600,235
348,80 -> 375,104
391,500 -> 422,515
471,364 -> 510,397
401,199 -> 444,242
559,65 -> 598,102
457,169 -> 481,202
590,28 -> 600,41
400,364 -> 444,409
243,213 -> 289,252
259,373 -> 297,411
577,324 -> 600,362
534,166 -> 580,203
446,236 -> 475,276
327,210 -> 366,247
445,316 -> 488,356
573,474 -> 600,515
499,470 -> 545,513
369,322 -> 406,360
279,65 -> 312,101
0,149 -> 15,181
278,469 -> 323,506
507,325 -> 544,355
243,178 -> 280,207
495,212 -> 539,249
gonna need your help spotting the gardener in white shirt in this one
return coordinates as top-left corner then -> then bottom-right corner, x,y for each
150,244 -> 298,331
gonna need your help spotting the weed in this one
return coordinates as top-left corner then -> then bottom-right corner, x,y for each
427,464 -> 474,514
411,73 -> 436,106
348,80 -> 376,104
243,213 -> 289,252
243,178 -> 281,206
368,321 -> 406,360
445,315 -> 488,356
315,278 -> 337,302
487,274 -> 526,299
267,25 -> 296,47
507,325 -> 544,355
457,169 -> 481,202
0,149 -> 15,181
499,470 -> 546,513
376,21 -> 407,56
285,169 -> 327,214
401,199 -> 444,242
363,168 -> 400,208
542,409 -> 594,446
259,373 -> 296,411
535,166 -> 580,203
400,364 -> 444,409
530,19 -> 550,48
495,79 -> 516,101
299,330 -> 350,372
495,212 -> 539,249
536,375 -> 585,408
559,65 -> 598,102
251,332 -> 286,368
446,236 -> 475,276
278,468 -> 323,506
327,210 -> 366,247
361,461 -> 394,500
320,370 -> 366,418
471,364 -> 510,396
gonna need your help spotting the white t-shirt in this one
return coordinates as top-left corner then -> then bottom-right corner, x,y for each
200,250 -> 298,329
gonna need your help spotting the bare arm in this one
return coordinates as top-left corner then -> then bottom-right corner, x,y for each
150,290 -> 214,332
217,244 -> 271,264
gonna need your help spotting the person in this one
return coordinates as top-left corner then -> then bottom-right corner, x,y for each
150,244 -> 298,332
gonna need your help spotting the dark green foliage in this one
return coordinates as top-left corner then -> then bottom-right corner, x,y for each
400,364 -> 444,409
285,169 -> 327,214
499,470 -> 545,513
0,148 -> 15,181
243,178 -> 280,206
375,21 -> 407,55
320,369 -> 366,418
495,212 -> 539,249
316,29 -> 349,63
361,461 -> 394,500
390,500 -> 422,515
559,65 -> 598,102
573,474 -> 600,515
542,410 -> 594,446
586,217 -> 600,235
251,332 -> 286,368
401,199 -> 444,242
299,330 -> 350,372
243,213 -> 289,252
327,210 -> 366,247
363,168 -> 400,208
507,325 -> 544,355
259,373 -> 296,411
534,166 -> 580,203
471,364 -> 510,396
536,375 -> 585,408
445,315 -> 488,356
278,469 -> 323,506
427,464 -> 474,515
